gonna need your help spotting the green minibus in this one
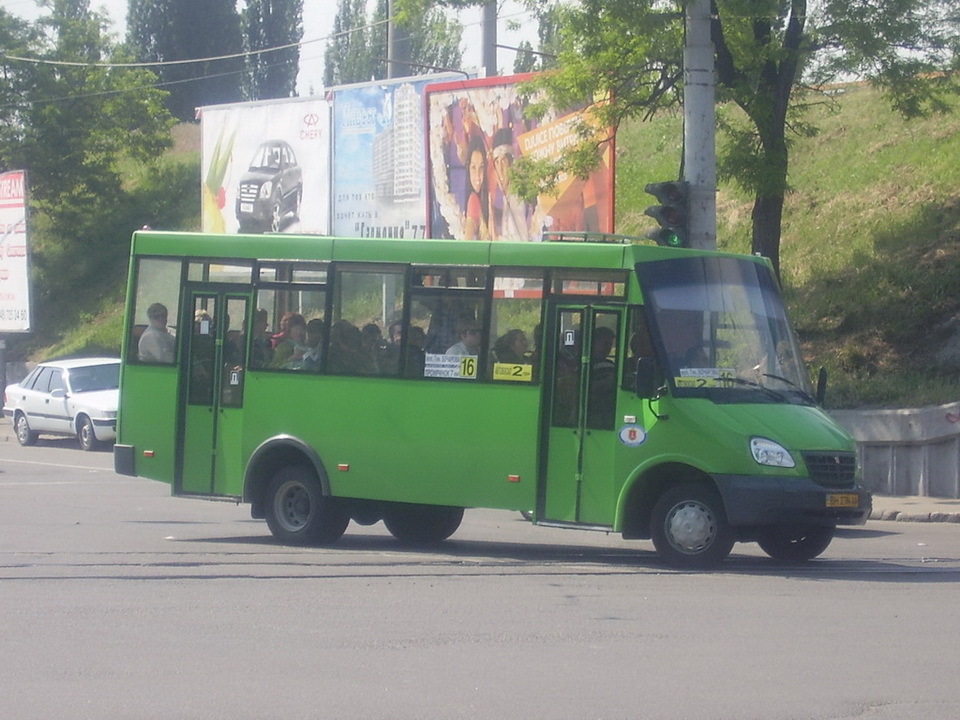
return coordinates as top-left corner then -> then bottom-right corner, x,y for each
114,230 -> 871,567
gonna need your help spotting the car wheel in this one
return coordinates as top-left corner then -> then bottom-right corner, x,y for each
269,195 -> 283,233
264,465 -> 349,545
292,185 -> 302,219
77,415 -> 100,452
383,503 -> 463,545
650,482 -> 734,569
15,413 -> 38,446
757,524 -> 835,562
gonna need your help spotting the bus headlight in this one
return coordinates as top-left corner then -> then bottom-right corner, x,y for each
750,437 -> 795,468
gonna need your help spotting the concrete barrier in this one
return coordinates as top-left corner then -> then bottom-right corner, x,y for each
832,402 -> 960,499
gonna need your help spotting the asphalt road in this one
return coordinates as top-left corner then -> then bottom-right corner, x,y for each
2,428 -> 960,720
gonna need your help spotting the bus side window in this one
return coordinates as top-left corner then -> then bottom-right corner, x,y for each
622,306 -> 655,390
488,273 -> 544,383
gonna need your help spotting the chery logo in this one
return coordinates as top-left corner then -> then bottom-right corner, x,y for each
301,112 -> 322,140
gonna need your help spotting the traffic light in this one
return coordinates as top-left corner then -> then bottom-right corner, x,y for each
644,180 -> 690,247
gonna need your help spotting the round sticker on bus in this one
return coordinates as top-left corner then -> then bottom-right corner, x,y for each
618,424 -> 647,447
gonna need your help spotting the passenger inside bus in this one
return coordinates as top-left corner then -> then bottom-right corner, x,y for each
445,319 -> 483,356
327,320 -> 378,376
492,329 -> 529,364
272,313 -> 308,369
302,318 -> 325,371
587,326 -> 618,430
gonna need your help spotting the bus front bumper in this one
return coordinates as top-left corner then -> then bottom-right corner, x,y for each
714,474 -> 872,528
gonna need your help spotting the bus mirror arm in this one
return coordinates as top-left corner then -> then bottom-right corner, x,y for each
816,366 -> 828,406
635,358 -> 669,419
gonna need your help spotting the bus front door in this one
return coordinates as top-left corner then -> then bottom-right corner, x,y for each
542,306 -> 622,526
178,291 -> 250,497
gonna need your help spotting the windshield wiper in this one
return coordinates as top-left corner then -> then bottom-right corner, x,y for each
719,376 -> 789,403
760,373 -> 817,405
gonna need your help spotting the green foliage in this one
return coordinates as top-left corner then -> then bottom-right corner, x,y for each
127,0 -> 245,120
324,0 -> 462,85
242,0 -> 303,100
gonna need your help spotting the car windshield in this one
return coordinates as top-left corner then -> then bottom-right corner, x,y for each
249,144 -> 283,170
67,364 -> 120,393
637,256 -> 815,405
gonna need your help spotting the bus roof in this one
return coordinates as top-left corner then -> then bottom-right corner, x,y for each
130,230 -> 763,271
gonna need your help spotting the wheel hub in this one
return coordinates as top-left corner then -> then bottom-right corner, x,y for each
277,482 -> 311,531
665,501 -> 716,554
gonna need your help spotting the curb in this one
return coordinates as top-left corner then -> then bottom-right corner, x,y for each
870,509 -> 960,523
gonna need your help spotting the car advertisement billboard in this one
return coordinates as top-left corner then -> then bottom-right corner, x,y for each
0,169 -> 31,333
331,74 -> 464,240
425,74 -> 614,242
200,97 -> 331,235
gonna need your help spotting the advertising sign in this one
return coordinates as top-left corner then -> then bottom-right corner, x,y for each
425,74 -> 614,242
200,97 -> 331,235
0,170 -> 31,333
331,74 -> 463,240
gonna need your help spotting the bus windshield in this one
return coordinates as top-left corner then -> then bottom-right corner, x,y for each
637,256 -> 815,404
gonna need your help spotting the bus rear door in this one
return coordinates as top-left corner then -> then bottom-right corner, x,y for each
541,305 -> 623,526
178,289 -> 251,497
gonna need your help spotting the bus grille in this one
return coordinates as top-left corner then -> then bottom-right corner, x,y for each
802,452 -> 857,488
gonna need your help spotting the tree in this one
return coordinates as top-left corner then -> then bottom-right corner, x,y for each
513,0 -> 960,276
512,2 -> 562,74
127,0 -> 245,120
0,1 -> 177,344
324,0 -> 373,86
242,0 -> 303,100
325,0 -> 463,85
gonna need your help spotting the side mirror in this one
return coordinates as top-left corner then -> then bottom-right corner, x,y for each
50,388 -> 66,399
816,366 -> 827,405
635,357 -> 659,398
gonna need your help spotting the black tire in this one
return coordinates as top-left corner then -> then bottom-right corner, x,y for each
383,503 -> 464,545
77,415 -> 100,452
15,413 -> 38,446
758,524 -> 835,562
268,195 -> 283,233
650,483 -> 734,569
264,465 -> 349,545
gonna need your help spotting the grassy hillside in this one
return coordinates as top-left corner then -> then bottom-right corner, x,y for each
617,83 -> 960,408
33,83 -> 960,409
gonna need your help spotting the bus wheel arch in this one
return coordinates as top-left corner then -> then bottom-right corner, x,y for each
244,436 -> 332,519
620,462 -> 713,540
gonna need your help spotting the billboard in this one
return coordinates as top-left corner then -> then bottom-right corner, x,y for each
425,74 -> 614,242
0,170 -> 31,333
200,97 -> 332,234
331,74 -> 463,240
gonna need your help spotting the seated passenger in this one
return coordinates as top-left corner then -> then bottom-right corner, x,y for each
404,326 -> 427,378
302,318 -> 325,371
327,319 -> 377,376
445,319 -> 482,357
138,302 -> 176,363
272,313 -> 308,369
492,329 -> 529,364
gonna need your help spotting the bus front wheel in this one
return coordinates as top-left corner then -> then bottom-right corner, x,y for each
383,503 -> 463,545
757,524 -> 834,562
650,483 -> 734,569
264,466 -> 349,545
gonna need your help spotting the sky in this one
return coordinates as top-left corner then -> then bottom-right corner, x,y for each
7,0 -> 538,94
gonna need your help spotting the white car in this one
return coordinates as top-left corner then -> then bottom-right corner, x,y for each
3,357 -> 120,451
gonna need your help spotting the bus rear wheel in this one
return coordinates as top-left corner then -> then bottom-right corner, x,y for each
264,466 -> 349,546
650,483 -> 734,569
383,503 -> 463,545
757,524 -> 834,562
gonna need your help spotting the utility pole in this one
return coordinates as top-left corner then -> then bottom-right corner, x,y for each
387,0 -> 412,79
683,0 -> 717,249
482,1 -> 497,77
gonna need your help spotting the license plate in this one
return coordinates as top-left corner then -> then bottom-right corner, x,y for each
240,202 -> 253,213
826,493 -> 859,508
